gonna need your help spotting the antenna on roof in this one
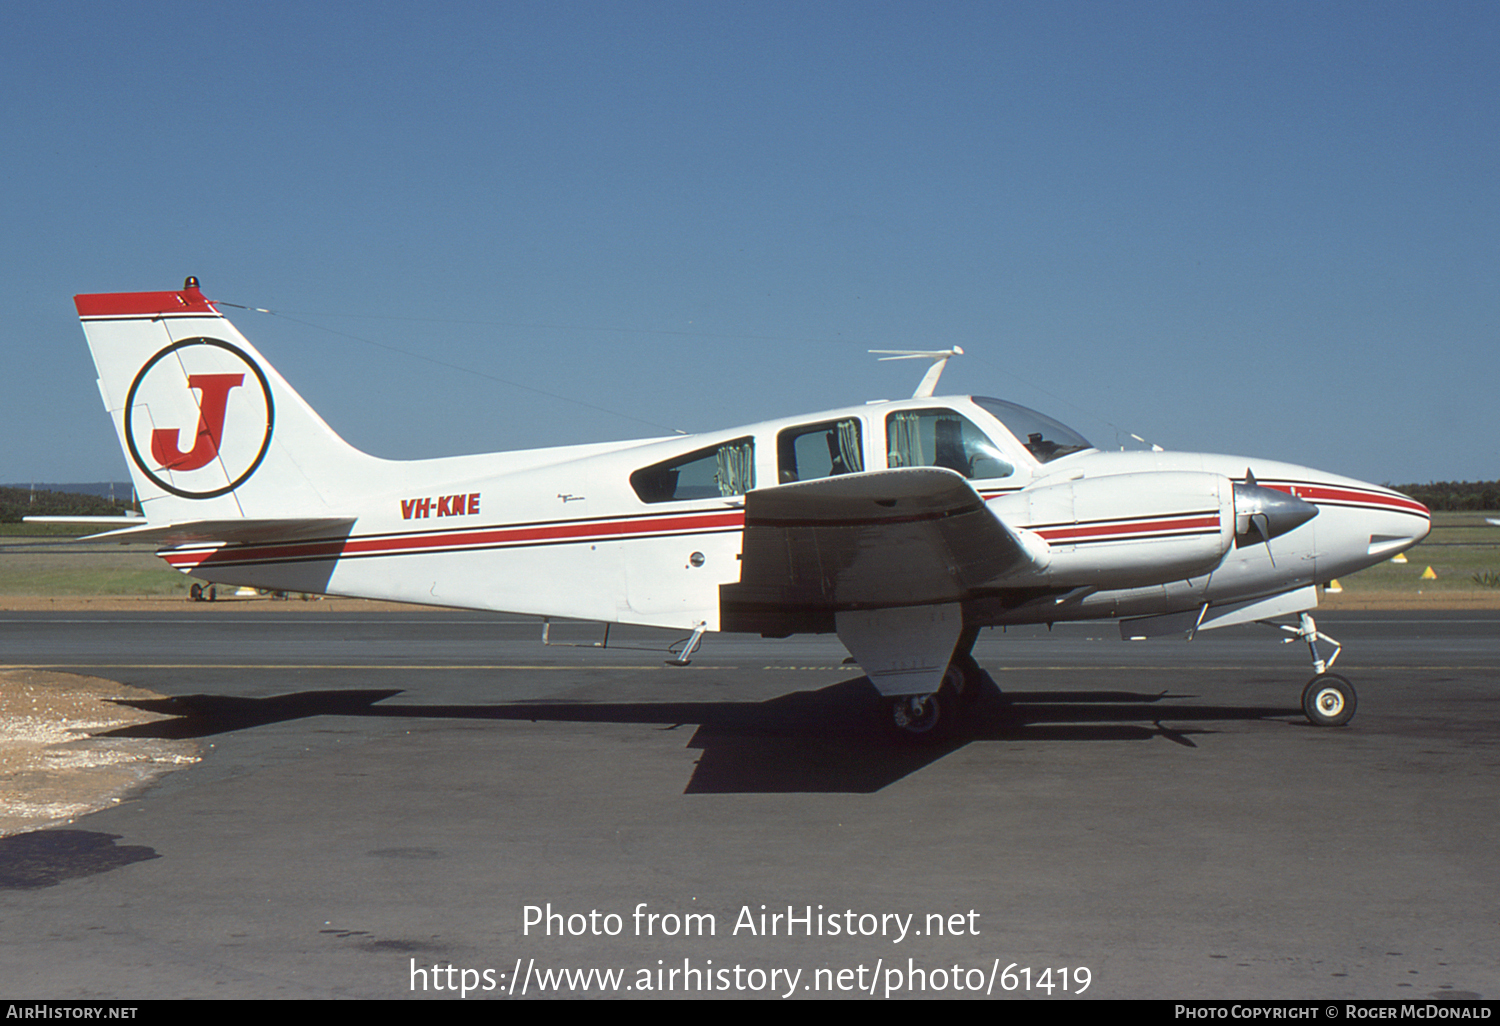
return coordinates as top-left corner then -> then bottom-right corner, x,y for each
869,347 -> 964,399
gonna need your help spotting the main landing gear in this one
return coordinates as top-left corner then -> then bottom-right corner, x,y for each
887,633 -> 985,741
1276,612 -> 1356,727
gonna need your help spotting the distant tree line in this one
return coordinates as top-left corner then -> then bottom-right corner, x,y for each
1391,480 -> 1500,512
0,486 -> 138,522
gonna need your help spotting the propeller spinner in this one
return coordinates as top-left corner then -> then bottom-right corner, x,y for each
1233,471 -> 1319,566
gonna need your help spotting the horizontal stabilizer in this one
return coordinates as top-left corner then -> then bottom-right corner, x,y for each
75,517 -> 357,546
24,515 -> 147,528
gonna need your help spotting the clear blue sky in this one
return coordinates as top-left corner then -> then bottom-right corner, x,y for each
4,0 -> 1496,487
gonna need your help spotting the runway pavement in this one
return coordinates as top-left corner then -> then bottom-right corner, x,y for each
1,609 -> 1497,1000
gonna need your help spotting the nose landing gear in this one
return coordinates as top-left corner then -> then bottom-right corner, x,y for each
1274,612 -> 1357,727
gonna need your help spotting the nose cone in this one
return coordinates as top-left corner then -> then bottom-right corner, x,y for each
1287,475 -> 1431,570
1365,492 -> 1431,558
1233,481 -> 1319,544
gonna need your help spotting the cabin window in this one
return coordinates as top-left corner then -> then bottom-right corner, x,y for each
886,409 -> 1014,480
777,418 -> 863,483
630,437 -> 755,503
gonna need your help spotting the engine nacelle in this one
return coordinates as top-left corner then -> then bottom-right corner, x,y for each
987,471 -> 1237,589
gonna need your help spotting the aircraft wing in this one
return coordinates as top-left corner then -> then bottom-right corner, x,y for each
724,468 -> 1047,617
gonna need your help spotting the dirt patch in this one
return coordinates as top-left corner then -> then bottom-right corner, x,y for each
0,670 -> 200,837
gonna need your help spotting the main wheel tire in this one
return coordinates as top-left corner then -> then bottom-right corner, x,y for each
890,689 -> 953,741
943,654 -> 987,706
1302,673 -> 1356,727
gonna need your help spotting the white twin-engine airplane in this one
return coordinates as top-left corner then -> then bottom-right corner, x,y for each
68,279 -> 1431,738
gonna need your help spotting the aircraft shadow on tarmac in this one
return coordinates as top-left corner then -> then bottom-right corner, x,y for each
100,674 -> 1302,794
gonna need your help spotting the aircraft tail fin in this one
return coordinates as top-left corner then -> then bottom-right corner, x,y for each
75,279 -> 382,526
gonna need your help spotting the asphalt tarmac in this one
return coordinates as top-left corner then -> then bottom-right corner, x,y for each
1,609 -> 1497,1000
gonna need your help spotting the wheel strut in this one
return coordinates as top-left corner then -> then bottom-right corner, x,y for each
665,623 -> 708,666
1279,612 -> 1341,674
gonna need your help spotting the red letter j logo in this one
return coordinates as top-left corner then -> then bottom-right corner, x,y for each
151,373 -> 244,471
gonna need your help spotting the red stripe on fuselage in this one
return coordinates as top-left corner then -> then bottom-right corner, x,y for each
1288,485 -> 1429,516
1253,480 -> 1429,518
160,510 -> 747,569
1035,514 -> 1220,543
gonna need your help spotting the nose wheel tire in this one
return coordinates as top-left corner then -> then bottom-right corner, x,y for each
1302,673 -> 1356,727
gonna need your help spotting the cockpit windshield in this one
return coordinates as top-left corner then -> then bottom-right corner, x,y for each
971,397 -> 1093,463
